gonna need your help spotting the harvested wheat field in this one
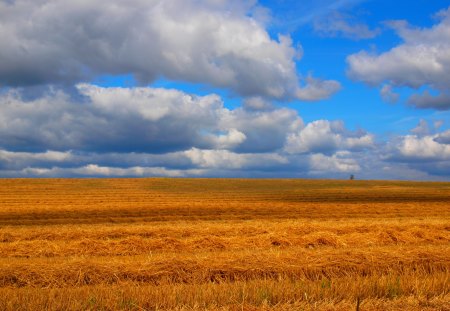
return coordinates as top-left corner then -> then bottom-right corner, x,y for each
0,178 -> 449,310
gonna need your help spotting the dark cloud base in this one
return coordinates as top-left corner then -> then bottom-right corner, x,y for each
0,85 -> 448,180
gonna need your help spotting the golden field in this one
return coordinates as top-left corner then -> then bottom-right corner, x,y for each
0,178 -> 449,310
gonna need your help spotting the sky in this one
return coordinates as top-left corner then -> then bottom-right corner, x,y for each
0,0 -> 450,180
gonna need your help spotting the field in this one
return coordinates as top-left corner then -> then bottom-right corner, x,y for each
0,178 -> 449,310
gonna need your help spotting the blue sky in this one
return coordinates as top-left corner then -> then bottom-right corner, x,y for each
0,0 -> 449,179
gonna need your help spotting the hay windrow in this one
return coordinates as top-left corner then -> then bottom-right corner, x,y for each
0,178 -> 449,310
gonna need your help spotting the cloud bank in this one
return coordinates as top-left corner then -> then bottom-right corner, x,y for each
0,85 -> 374,178
1,85 -> 447,179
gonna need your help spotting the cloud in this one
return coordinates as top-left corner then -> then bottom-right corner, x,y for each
296,76 -> 341,101
409,119 -> 448,138
184,148 -> 288,170
434,120 -> 444,130
410,119 -> 431,136
0,0 -> 338,101
4,164 -> 204,178
242,97 -> 273,111
0,85 -> 225,153
71,164 -> 195,177
313,11 -> 380,40
285,120 -> 374,154
277,0 -> 369,28
204,129 -> 247,150
0,80 -> 447,180
390,134 -> 450,161
0,149 -> 73,171
0,84 -> 304,155
220,107 -> 304,153
347,7 -> 450,109
2,2 -> 450,180
380,84 -> 400,104
382,127 -> 450,178
407,91 -> 450,110
309,152 -> 361,174
0,84 -> 382,178
0,149 -> 195,172
434,130 -> 450,144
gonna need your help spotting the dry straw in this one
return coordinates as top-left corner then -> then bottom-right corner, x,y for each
0,178 -> 449,310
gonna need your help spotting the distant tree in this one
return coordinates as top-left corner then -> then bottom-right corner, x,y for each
350,174 -> 355,180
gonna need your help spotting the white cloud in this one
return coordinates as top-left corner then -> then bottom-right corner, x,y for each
1,112 -> 449,179
0,84 -> 384,178
72,164 -> 192,177
0,0 -> 338,101
243,97 -> 273,111
0,84 -> 305,155
309,152 -> 361,174
204,129 -> 247,150
382,126 -> 450,178
285,120 -> 374,154
0,149 -> 74,171
184,148 -> 288,170
346,134 -> 374,149
0,85 -> 228,153
394,134 -> 450,161
347,7 -> 450,109
0,149 -> 71,163
221,107 -> 304,153
11,165 -> 204,178
296,76 -> 341,101
347,16 -> 450,88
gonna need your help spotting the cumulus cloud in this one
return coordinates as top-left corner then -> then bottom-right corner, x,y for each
0,84 -> 379,178
0,149 -> 73,171
242,97 -> 273,111
0,147 -> 201,176
296,76 -> 341,101
2,98 -> 449,179
0,84 -> 313,158
382,126 -> 450,178
0,85 -> 227,153
0,0 -> 339,101
2,1 -> 450,180
347,7 -> 450,109
390,133 -> 450,161
309,152 -> 361,174
220,107 -> 304,153
71,164 -> 197,177
204,129 -> 247,150
285,120 -> 374,154
184,148 -> 288,170
3,164 -> 203,178
313,11 -> 380,40
0,84 -> 304,154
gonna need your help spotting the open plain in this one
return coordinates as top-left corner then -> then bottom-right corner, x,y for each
0,178 -> 449,310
